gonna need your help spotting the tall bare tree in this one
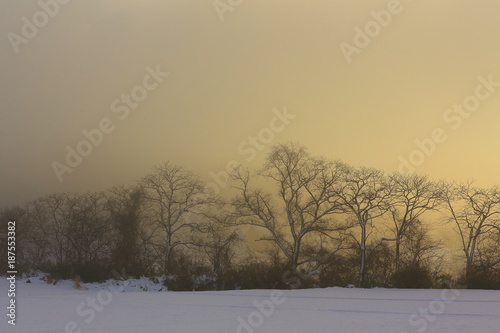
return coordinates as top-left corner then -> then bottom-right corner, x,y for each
389,173 -> 443,272
27,193 -> 71,265
64,192 -> 113,266
231,143 -> 347,275
141,162 -> 213,273
443,182 -> 500,283
26,193 -> 112,273
334,165 -> 392,287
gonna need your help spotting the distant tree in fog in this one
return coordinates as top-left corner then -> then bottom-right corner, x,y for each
231,143 -> 349,276
27,194 -> 70,265
63,192 -> 112,266
25,193 -> 112,275
190,207 -> 241,284
140,162 -> 214,273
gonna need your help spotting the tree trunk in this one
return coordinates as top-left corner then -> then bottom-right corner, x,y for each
395,238 -> 401,273
291,238 -> 301,274
465,232 -> 479,285
359,225 -> 367,288
465,253 -> 473,285
165,234 -> 173,273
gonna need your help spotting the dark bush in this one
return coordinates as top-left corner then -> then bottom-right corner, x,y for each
432,273 -> 455,289
163,274 -> 195,291
44,262 -> 74,281
364,243 -> 395,288
76,262 -> 112,283
318,257 -> 358,288
224,261 -> 291,290
162,254 -> 214,291
465,267 -> 500,290
392,265 -> 433,289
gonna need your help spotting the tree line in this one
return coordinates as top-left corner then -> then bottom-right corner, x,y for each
1,143 -> 500,290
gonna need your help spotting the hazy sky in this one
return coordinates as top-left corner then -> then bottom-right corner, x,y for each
1,0 -> 500,207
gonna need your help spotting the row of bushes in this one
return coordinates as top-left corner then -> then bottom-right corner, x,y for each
26,257 -> 500,291
163,266 -> 499,291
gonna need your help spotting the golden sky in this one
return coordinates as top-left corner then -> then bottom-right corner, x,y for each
1,0 -> 500,206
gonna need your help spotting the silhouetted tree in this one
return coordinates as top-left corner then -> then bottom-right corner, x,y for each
389,173 -> 443,272
27,194 -> 71,266
400,219 -> 443,270
64,192 -> 112,268
231,143 -> 349,276
141,162 -> 214,273
443,182 -> 500,285
334,165 -> 392,287
190,208 -> 241,288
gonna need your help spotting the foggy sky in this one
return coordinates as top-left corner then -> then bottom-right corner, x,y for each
1,0 -> 500,207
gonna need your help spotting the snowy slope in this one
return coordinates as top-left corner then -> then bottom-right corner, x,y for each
1,277 -> 499,333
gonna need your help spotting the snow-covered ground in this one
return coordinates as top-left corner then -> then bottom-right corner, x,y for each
1,275 -> 499,333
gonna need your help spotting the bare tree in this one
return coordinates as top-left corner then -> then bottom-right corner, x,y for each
141,162 -> 213,273
389,173 -> 443,272
443,182 -> 500,283
27,194 -> 71,265
334,165 -> 392,287
399,219 -> 444,270
190,208 -> 241,284
64,192 -> 113,266
475,230 -> 500,274
25,193 -> 113,274
231,143 -> 348,275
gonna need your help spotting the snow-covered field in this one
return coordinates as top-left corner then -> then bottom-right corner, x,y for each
1,276 -> 500,333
